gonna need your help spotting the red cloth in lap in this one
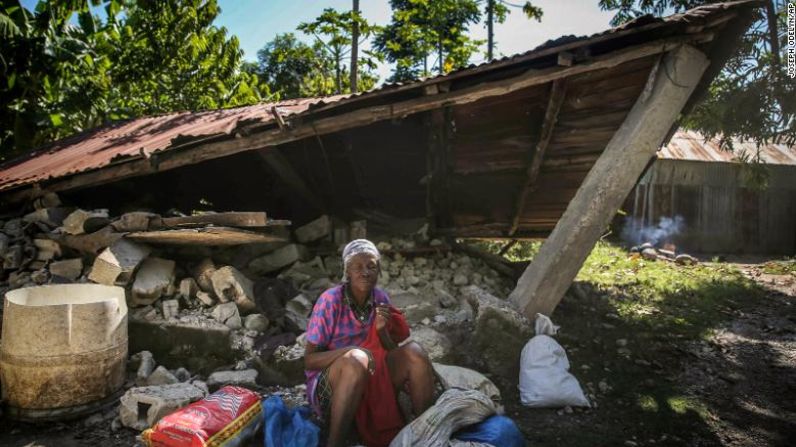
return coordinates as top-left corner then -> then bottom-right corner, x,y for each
355,306 -> 410,447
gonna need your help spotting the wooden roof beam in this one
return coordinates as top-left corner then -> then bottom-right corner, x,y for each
1,36 -> 701,204
508,78 -> 568,236
509,44 -> 710,319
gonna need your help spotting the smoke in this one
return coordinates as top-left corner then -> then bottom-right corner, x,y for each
621,215 -> 685,247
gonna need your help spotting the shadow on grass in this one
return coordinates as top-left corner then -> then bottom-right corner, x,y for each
494,243 -> 794,446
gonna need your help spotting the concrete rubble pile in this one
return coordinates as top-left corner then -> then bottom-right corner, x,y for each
0,192 -> 531,431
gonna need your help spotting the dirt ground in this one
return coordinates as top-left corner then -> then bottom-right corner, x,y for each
0,259 -> 793,446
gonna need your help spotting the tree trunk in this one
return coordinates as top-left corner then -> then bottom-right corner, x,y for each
487,0 -> 494,61
335,48 -> 342,94
438,39 -> 444,74
350,0 -> 360,93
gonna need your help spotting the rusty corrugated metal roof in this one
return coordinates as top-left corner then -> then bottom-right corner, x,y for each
0,0 -> 762,196
659,130 -> 796,165
0,97 -> 343,191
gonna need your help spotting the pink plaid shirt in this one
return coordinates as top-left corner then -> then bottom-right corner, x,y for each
304,284 -> 391,414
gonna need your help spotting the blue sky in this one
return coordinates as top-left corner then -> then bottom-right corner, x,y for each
22,0 -> 617,83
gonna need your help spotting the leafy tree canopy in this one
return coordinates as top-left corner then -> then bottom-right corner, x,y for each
600,0 -> 794,150
0,0 -> 267,159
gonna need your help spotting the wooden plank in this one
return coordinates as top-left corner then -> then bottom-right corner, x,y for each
509,79 -> 568,236
125,227 -> 285,246
509,45 -> 710,319
0,37 -> 693,205
155,212 -> 269,228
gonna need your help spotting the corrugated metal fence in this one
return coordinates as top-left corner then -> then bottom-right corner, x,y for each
627,159 -> 796,254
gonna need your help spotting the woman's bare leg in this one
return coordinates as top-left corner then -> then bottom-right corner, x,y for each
327,348 -> 369,447
386,342 -> 435,415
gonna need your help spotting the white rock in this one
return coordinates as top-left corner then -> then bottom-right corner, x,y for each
207,369 -> 258,390
89,239 -> 150,286
146,366 -> 179,386
244,313 -> 269,332
211,266 -> 256,313
211,302 -> 242,329
131,258 -> 176,307
119,383 -> 206,431
295,215 -> 331,243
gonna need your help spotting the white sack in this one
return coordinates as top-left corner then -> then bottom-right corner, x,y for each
519,315 -> 590,408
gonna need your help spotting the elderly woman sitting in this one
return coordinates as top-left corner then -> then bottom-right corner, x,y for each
304,239 -> 435,447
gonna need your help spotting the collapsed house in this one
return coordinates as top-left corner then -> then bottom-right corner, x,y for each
0,0 -> 761,430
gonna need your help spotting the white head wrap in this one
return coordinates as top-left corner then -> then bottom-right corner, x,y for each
342,239 -> 380,280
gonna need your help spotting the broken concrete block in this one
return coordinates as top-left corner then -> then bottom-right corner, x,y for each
349,220 -> 367,240
243,314 -> 269,332
136,351 -> 156,384
462,285 -> 532,380
33,238 -> 62,261
196,291 -> 216,307
119,383 -> 206,431
179,278 -> 198,299
88,239 -> 151,285
211,266 -> 256,313
249,244 -> 308,274
432,363 -> 501,402
30,268 -> 49,284
211,302 -> 242,329
61,209 -> 110,235
3,245 -> 23,270
410,326 -> 453,362
161,299 -> 180,320
112,211 -> 157,232
23,207 -> 71,227
294,215 -> 331,243
128,318 -> 232,374
131,258 -> 176,307
192,258 -> 216,293
206,369 -> 258,391
146,366 -> 179,386
285,294 -> 313,331
48,258 -> 83,280
3,219 -> 23,238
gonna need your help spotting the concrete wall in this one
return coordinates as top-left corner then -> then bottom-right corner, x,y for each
626,159 -> 796,255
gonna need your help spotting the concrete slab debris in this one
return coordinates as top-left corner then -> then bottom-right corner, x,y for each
211,302 -> 243,329
211,266 -> 256,313
61,209 -> 110,235
294,215 -> 331,243
206,369 -> 258,391
146,366 -> 179,386
192,258 -> 216,293
88,239 -> 151,285
48,258 -> 83,280
112,211 -> 158,232
119,383 -> 206,431
249,244 -> 308,274
33,238 -> 61,261
244,313 -> 269,332
196,291 -> 216,307
131,258 -> 176,307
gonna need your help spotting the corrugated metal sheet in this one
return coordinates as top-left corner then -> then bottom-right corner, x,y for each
0,97 -> 341,191
0,0 -> 760,197
659,130 -> 796,165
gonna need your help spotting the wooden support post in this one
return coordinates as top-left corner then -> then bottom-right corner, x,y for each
508,45 -> 710,319
258,149 -> 326,212
509,79 -> 567,236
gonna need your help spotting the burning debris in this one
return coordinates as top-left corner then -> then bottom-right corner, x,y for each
622,216 -> 698,265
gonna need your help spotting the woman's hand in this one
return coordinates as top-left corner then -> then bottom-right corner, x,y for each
375,304 -> 391,332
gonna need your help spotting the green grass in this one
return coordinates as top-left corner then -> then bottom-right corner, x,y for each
761,258 -> 796,275
477,240 -> 769,446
